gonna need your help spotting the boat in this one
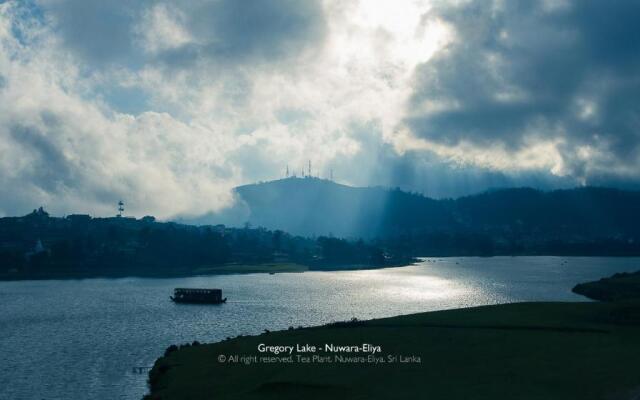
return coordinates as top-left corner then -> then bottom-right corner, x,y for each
170,288 -> 227,304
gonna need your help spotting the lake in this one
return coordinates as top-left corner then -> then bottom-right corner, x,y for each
1,256 -> 639,400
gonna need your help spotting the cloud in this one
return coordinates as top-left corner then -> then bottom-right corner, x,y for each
1,0 -> 640,219
400,0 -> 640,182
136,3 -> 191,55
180,0 -> 327,64
39,0 -> 327,67
38,0 -> 145,65
0,2 -> 239,218
0,0 -> 332,218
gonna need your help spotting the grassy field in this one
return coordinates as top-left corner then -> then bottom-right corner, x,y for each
145,301 -> 640,400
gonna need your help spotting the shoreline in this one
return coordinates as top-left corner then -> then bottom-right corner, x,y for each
4,254 -> 640,282
144,300 -> 640,400
0,259 -> 418,282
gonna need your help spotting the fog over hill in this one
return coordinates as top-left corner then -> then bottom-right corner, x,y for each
184,177 -> 640,242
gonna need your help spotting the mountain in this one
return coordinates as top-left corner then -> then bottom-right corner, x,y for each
234,177 -> 454,238
3,180 -> 640,279
223,178 -> 640,242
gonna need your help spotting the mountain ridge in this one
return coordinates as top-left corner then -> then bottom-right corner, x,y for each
225,177 -> 640,241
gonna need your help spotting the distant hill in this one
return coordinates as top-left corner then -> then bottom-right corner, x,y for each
3,181 -> 640,280
235,177 -> 454,238
228,178 -> 640,243
454,186 -> 640,239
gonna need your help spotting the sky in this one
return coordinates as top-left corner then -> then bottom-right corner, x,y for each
1,0 -> 639,219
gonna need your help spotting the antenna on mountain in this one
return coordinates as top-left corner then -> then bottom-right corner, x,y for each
117,200 -> 124,218
308,160 -> 312,177
285,164 -> 289,178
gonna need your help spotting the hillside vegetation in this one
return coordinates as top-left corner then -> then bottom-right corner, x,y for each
0,208 -> 408,280
234,178 -> 640,255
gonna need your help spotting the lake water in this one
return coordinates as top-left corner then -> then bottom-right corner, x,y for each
1,256 -> 639,400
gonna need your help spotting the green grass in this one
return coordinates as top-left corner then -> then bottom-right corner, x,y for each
146,301 -> 640,400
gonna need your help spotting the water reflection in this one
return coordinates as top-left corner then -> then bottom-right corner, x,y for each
0,256 -> 639,399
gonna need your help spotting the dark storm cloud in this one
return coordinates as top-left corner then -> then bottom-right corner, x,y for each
9,124 -> 76,192
39,0 -> 148,65
181,0 -> 326,65
406,0 -> 640,170
39,0 -> 326,67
